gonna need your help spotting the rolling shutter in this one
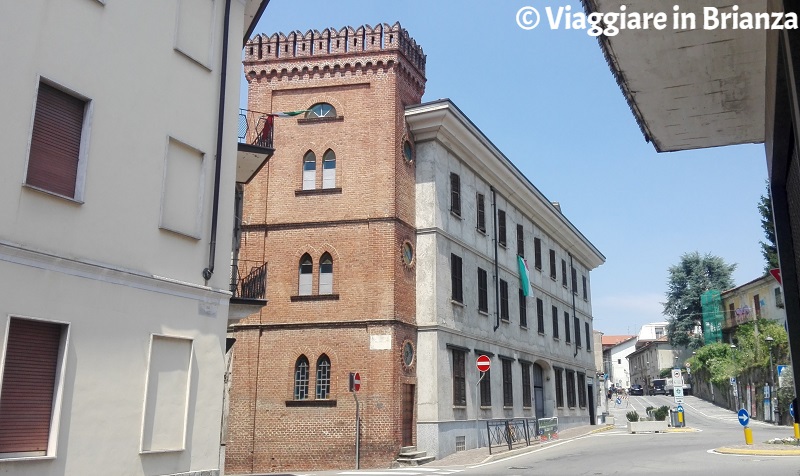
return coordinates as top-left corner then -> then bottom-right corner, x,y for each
26,82 -> 85,198
0,318 -> 63,454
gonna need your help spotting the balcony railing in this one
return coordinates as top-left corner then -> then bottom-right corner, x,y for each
238,108 -> 274,150
230,260 -> 267,301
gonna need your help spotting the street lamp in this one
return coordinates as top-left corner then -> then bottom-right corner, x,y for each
765,336 -> 775,424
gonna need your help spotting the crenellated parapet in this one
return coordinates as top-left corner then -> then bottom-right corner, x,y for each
244,22 -> 426,76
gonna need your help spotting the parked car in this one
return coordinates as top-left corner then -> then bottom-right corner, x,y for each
650,378 -> 667,395
629,384 -> 644,396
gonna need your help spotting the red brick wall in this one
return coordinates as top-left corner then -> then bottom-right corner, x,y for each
226,23 -> 426,473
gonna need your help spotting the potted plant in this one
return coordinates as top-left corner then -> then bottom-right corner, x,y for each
628,407 -> 669,433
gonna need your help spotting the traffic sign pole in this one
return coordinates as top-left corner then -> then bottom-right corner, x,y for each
349,372 -> 361,469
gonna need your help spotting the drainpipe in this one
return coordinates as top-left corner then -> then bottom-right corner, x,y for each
203,0 -> 233,282
570,253 -> 578,358
491,186 -> 500,332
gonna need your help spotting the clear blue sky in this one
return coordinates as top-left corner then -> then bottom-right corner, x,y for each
243,0 -> 769,336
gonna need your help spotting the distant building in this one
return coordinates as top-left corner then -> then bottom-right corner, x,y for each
721,274 -> 787,343
601,335 -> 637,389
638,322 -> 669,341
628,338 -> 692,392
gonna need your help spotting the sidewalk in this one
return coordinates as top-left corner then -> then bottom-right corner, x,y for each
433,423 -> 613,466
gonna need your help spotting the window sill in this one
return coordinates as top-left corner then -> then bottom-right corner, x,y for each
538,332 -> 546,336
450,210 -> 462,220
451,299 -> 465,307
553,337 -> 560,341
550,276 -> 557,281
452,405 -> 467,410
499,243 -> 507,249
500,318 -> 510,324
0,453 -> 55,462
535,266 -> 542,272
295,188 -> 342,196
479,406 -> 492,410
291,294 -> 340,302
23,183 -> 83,204
503,406 -> 513,410
478,310 -> 489,316
519,325 -> 528,330
285,399 -> 337,407
476,228 -> 487,235
297,116 -> 344,124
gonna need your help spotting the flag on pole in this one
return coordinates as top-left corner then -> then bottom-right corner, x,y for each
270,110 -> 310,117
518,255 -> 533,297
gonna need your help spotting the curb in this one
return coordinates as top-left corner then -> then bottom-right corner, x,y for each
666,427 -> 699,433
476,425 -> 614,464
715,446 -> 800,456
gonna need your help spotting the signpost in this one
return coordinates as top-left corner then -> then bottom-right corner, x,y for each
477,355 -> 491,372
349,372 -> 361,469
738,409 -> 753,445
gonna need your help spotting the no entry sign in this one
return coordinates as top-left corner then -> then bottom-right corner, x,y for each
349,372 -> 361,392
476,355 -> 491,372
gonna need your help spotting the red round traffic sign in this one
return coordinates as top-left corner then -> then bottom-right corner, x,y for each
353,372 -> 361,392
476,355 -> 491,372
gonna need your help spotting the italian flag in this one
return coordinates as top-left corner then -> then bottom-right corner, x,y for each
270,110 -> 309,117
518,256 -> 533,297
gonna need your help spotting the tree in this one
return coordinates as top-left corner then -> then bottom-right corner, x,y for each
759,181 -> 780,272
663,252 -> 736,349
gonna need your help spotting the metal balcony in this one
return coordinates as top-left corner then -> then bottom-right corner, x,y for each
229,259 -> 267,321
237,108 -> 275,183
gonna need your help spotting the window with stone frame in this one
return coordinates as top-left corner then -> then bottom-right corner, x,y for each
315,354 -> 331,399
452,349 -> 466,406
294,355 -> 310,400
554,367 -> 564,407
502,358 -> 513,407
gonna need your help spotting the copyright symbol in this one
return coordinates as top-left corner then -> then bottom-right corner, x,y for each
516,6 -> 540,30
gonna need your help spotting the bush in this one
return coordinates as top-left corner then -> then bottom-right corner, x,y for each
626,410 -> 640,422
653,405 -> 670,421
645,406 -> 655,413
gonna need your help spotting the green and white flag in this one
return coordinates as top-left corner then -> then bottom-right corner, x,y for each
518,255 -> 533,297
270,110 -> 309,117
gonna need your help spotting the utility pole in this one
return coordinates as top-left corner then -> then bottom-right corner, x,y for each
766,336 -> 775,424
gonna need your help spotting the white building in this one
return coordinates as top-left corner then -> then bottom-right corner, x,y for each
601,335 -> 637,389
407,100 -> 604,459
638,322 -> 669,340
0,1 -> 270,475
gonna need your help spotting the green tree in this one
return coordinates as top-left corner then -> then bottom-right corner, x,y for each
663,252 -> 736,349
759,181 -> 780,272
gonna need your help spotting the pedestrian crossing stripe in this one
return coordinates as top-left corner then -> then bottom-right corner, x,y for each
337,470 -> 463,475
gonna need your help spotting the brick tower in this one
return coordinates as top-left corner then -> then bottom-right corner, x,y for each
225,23 -> 426,473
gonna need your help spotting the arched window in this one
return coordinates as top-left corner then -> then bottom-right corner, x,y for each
306,102 -> 336,119
299,254 -> 313,295
315,354 -> 331,399
294,355 -> 309,400
302,151 -> 316,190
319,253 -> 333,294
322,149 -> 336,189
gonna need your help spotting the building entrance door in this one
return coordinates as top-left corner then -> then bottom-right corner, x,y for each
533,364 -> 545,419
402,384 -> 415,446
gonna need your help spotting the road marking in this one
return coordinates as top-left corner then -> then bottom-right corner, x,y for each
337,470 -> 463,475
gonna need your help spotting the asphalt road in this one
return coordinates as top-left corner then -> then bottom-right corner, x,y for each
263,395 -> 799,476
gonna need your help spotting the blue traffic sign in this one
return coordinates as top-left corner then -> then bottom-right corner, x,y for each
791,402 -> 795,418
737,409 -> 750,427
677,405 -> 684,413
615,397 -> 622,405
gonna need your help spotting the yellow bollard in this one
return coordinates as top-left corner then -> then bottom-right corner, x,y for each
678,411 -> 684,425
794,423 -> 799,440
744,427 -> 753,445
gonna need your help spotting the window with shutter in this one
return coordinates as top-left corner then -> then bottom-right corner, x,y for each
26,81 -> 88,200
322,149 -> 336,189
0,318 -> 67,456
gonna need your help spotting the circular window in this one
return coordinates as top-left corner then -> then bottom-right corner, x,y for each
403,140 -> 414,163
401,241 -> 414,267
402,341 -> 415,368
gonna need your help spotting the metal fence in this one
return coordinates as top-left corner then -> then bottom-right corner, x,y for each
486,418 -> 538,454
